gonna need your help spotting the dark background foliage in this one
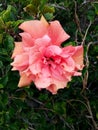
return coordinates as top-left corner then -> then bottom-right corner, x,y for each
0,0 -> 98,130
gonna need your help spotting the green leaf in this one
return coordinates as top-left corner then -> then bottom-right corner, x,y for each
0,115 -> 4,126
0,48 -> 8,56
0,75 -> 8,87
0,17 -> 5,30
1,93 -> 8,105
1,5 -> 17,22
31,0 -> 41,7
11,20 -> 24,31
96,113 -> 98,119
0,84 -> 4,89
42,5 -> 55,14
92,3 -> 98,15
0,61 -> 3,68
0,34 -> 3,44
40,0 -> 48,11
44,13 -> 54,20
24,4 -> 38,16
87,10 -> 95,22
4,35 -> 14,52
53,102 -> 66,115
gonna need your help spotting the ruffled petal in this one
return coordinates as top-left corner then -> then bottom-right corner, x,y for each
61,57 -> 75,72
18,73 -> 32,87
30,60 -> 42,75
19,20 -> 48,39
11,53 -> 29,71
72,46 -> 84,70
34,76 -> 51,90
20,32 -> 34,47
47,79 -> 68,94
34,35 -> 51,49
44,45 -> 62,57
11,42 -> 24,58
48,21 -> 70,46
40,15 -> 49,27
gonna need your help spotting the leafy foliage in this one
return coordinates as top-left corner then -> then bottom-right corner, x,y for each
0,0 -> 98,130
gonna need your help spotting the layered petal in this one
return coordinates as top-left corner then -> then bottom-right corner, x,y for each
61,57 -> 75,72
48,21 -> 70,46
61,45 -> 76,57
20,32 -> 34,47
72,45 -> 84,70
18,72 -> 33,87
11,53 -> 29,71
44,45 -> 62,57
11,42 -> 24,58
34,35 -> 51,49
47,79 -> 68,94
34,75 -> 51,90
19,20 -> 48,39
40,15 -> 49,27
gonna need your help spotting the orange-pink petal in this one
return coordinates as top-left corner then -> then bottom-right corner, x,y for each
20,32 -> 34,47
19,20 -> 48,39
18,73 -> 32,87
11,53 -> 29,71
47,79 -> 68,94
48,21 -> 70,46
72,46 -> 84,69
11,42 -> 24,58
40,16 -> 49,27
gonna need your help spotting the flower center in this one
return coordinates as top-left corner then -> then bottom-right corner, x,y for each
42,56 -> 54,65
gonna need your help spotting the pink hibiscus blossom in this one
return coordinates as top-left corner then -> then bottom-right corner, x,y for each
11,16 -> 84,94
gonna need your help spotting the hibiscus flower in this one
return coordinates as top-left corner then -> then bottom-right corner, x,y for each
11,16 -> 84,94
